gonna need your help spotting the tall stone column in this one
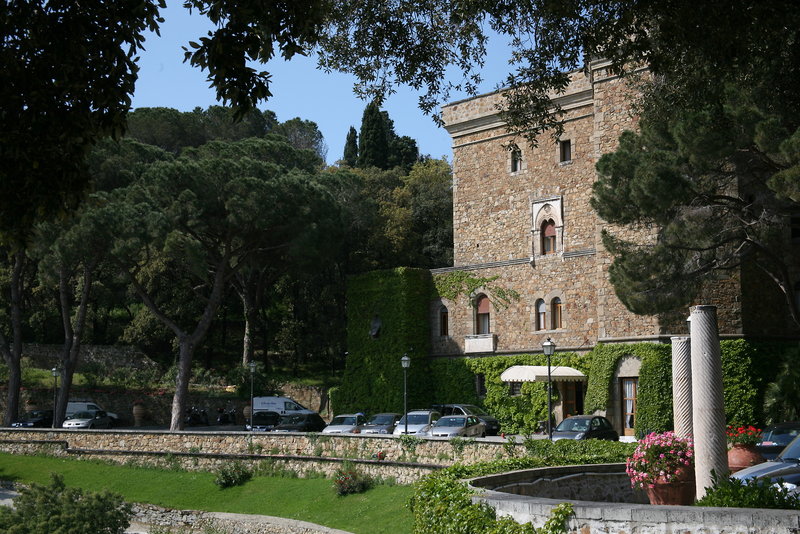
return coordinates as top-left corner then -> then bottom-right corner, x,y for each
690,305 -> 728,499
671,336 -> 692,439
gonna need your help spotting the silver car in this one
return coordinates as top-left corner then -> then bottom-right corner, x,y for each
429,415 -> 486,438
393,410 -> 440,436
359,413 -> 401,434
62,410 -> 113,429
322,413 -> 367,434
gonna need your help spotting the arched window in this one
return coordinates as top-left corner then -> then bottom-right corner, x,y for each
511,149 -> 523,173
541,219 -> 556,254
439,305 -> 449,337
535,299 -> 546,331
551,297 -> 562,329
476,295 -> 490,334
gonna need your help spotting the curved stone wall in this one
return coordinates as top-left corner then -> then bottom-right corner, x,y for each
469,464 -> 800,533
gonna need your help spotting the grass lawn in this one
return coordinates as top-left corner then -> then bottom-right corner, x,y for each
0,453 -> 414,534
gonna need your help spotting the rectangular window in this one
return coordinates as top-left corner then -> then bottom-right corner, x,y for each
561,382 -> 584,417
477,313 -> 490,334
475,374 -> 487,397
439,308 -> 449,336
509,382 -> 522,396
559,140 -> 572,163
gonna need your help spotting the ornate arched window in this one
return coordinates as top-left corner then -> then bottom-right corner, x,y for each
541,219 -> 556,254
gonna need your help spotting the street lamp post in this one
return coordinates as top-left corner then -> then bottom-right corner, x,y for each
401,353 -> 411,434
51,367 -> 59,428
542,338 -> 556,440
248,360 -> 256,431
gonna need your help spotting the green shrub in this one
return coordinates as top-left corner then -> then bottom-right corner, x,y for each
409,440 -> 633,534
0,474 -> 131,534
696,471 -> 800,509
213,461 -> 253,488
333,463 -> 373,496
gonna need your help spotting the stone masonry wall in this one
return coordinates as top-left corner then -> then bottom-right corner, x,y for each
435,60 -> 746,357
0,428 -> 518,484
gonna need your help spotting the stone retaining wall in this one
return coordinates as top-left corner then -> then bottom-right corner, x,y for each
469,464 -> 800,533
0,429 -> 511,483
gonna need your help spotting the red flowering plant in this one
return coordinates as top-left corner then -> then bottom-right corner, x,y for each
726,425 -> 762,446
626,431 -> 694,490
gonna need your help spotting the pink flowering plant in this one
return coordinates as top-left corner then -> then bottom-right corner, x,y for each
626,431 -> 694,489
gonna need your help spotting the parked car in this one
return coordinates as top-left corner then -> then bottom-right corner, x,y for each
322,413 -> 367,434
734,433 -> 800,487
66,400 -> 119,423
272,412 -> 327,433
246,410 -> 281,432
12,409 -> 54,428
432,403 -> 501,436
428,415 -> 486,438
756,422 -> 800,460
251,396 -> 315,415
393,410 -> 440,436
62,410 -> 114,429
359,413 -> 401,434
551,415 -> 619,441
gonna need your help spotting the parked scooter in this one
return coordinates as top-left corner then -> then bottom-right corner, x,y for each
216,406 -> 236,425
185,406 -> 209,426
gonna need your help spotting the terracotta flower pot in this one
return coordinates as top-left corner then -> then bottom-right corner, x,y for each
728,444 -> 764,473
132,404 -> 145,427
645,467 -> 695,506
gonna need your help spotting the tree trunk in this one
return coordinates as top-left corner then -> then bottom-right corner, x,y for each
52,264 -> 93,428
1,252 -> 25,426
241,291 -> 258,366
170,337 -> 195,430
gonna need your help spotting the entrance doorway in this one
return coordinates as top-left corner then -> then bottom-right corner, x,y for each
621,378 -> 638,437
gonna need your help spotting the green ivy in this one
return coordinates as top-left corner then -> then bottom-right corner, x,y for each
429,353 -> 589,434
433,270 -> 520,309
632,344 -> 673,437
335,268 -> 433,414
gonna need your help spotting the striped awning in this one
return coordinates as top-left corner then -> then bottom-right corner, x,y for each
500,365 -> 586,383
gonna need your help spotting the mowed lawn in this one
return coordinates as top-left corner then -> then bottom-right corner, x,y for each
0,453 -> 414,534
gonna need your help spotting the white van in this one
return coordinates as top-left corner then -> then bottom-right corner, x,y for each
251,396 -> 314,415
67,400 -> 119,422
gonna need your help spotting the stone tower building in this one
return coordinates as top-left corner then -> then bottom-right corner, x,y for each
430,59 -> 795,358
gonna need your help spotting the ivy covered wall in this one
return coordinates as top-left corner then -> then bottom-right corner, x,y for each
336,267 -> 796,435
332,267 -> 433,414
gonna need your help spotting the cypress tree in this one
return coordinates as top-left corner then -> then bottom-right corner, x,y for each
357,102 -> 389,169
343,126 -> 358,166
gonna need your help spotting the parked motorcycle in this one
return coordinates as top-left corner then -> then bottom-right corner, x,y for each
185,406 -> 209,426
216,406 -> 236,425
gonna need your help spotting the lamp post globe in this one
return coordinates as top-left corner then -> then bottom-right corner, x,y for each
401,354 -> 411,434
542,338 -> 556,440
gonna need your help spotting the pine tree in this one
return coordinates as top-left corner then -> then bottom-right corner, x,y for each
343,126 -> 358,166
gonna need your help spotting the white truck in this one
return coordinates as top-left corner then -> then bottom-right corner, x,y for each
251,396 -> 314,415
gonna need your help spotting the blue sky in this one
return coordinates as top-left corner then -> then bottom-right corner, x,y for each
131,4 -> 511,164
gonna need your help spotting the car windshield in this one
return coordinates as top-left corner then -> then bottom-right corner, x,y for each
556,418 -> 590,432
25,411 -> 48,419
762,426 -> 800,446
330,416 -> 357,426
778,434 -> 800,460
70,411 -> 95,419
461,405 -> 488,416
368,414 -> 395,425
435,416 -> 466,427
400,414 -> 430,425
